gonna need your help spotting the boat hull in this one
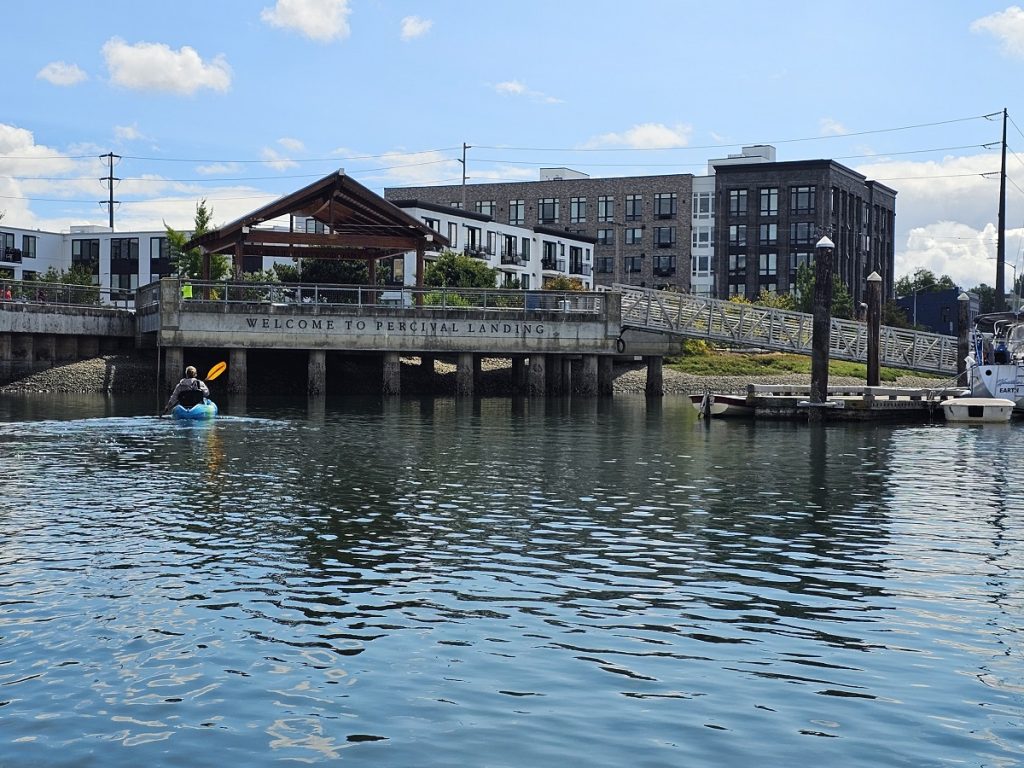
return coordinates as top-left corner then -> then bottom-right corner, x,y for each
690,393 -> 754,418
969,363 -> 1024,410
941,397 -> 1014,423
172,399 -> 218,420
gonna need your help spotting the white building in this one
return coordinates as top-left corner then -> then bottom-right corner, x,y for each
389,200 -> 595,290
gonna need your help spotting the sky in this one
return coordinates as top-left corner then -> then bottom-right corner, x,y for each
3,0 -> 1024,290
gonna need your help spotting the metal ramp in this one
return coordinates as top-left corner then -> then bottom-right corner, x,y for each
615,284 -> 958,375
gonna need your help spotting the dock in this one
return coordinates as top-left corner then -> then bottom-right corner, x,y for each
739,384 -> 969,421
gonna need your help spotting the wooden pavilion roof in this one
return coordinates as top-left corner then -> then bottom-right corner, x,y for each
185,169 -> 448,263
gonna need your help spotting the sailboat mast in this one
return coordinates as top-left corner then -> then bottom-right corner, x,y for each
997,107 -> 1007,311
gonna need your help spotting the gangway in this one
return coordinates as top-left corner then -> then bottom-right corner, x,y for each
615,284 -> 958,375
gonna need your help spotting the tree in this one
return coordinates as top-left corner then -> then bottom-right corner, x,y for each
894,268 -> 956,297
165,200 -> 230,280
543,275 -> 584,291
793,263 -> 853,318
423,250 -> 498,289
969,283 -> 996,314
752,289 -> 796,311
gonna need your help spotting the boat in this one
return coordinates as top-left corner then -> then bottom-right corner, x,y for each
172,398 -> 218,420
941,396 -> 1014,423
690,392 -> 754,418
967,311 -> 1024,412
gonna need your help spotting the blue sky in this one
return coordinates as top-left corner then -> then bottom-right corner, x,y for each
3,0 -> 1024,289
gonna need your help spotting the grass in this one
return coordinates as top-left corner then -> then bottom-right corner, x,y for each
665,348 -> 938,382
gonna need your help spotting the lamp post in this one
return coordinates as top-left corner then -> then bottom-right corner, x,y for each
809,235 -> 835,419
957,292 -> 970,382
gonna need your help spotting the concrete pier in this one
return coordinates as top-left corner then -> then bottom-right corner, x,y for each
598,356 -> 614,396
308,349 -> 326,395
578,354 -> 598,396
528,355 -> 546,396
164,346 -> 183,391
383,351 -> 401,396
645,356 -> 663,396
456,353 -> 474,396
228,348 -> 247,394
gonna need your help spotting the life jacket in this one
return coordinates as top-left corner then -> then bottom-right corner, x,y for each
178,380 -> 205,408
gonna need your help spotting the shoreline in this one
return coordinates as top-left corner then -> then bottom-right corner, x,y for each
1,354 -> 950,397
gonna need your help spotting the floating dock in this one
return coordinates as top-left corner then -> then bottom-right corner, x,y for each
731,384 -> 970,421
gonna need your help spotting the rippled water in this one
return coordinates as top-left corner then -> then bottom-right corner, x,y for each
0,393 -> 1021,767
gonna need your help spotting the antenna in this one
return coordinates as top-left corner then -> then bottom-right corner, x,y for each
99,152 -> 121,229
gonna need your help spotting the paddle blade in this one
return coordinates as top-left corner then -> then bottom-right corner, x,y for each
206,361 -> 227,381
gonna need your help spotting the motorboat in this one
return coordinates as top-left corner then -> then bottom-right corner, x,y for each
967,311 -> 1024,411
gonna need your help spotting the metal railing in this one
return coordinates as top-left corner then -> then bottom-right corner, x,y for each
0,278 -> 135,310
615,284 -> 959,375
167,280 -> 605,314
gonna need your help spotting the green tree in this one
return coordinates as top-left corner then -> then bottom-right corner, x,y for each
894,268 -> 956,297
793,263 -> 853,318
165,200 -> 230,280
423,250 -> 498,288
752,289 -> 797,311
883,300 -> 911,327
968,283 -> 996,314
543,275 -> 584,291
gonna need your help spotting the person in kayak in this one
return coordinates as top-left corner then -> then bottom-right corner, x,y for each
164,365 -> 210,412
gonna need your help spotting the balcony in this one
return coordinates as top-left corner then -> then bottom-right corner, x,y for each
501,253 -> 523,266
3,248 -> 22,264
654,266 -> 676,277
541,258 -> 565,272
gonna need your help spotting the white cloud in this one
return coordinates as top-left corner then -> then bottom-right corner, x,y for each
819,117 -> 849,136
196,162 -> 243,175
102,37 -> 232,95
261,146 -> 298,171
971,6 -> 1024,57
493,80 -> 562,104
582,122 -> 693,150
36,61 -> 87,87
114,124 -> 144,141
277,137 -> 305,152
855,151 -> 1022,287
261,0 -> 352,42
400,16 -> 433,41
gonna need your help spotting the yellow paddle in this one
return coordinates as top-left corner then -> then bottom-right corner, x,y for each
206,361 -> 227,381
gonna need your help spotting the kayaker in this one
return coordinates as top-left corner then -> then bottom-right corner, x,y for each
163,365 -> 210,413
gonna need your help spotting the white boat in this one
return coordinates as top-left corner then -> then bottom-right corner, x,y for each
690,392 -> 754,418
967,311 -> 1024,412
941,396 -> 1014,423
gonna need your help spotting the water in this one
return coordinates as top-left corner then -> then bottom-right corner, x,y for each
0,393 -> 1021,767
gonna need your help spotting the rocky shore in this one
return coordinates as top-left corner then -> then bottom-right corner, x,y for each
1,354 -> 948,396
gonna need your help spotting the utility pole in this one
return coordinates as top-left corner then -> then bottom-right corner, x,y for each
996,108 -> 1007,311
459,142 -> 471,209
99,152 -> 121,230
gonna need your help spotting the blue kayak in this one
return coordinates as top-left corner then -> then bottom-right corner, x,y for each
172,398 -> 218,420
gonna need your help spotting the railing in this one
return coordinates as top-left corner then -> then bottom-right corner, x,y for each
0,278 -> 134,309
169,280 -> 605,314
615,284 -> 959,375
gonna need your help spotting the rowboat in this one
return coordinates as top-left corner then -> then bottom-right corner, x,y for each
690,392 -> 754,418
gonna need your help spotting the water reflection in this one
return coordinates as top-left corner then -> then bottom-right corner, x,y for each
0,394 -> 1021,767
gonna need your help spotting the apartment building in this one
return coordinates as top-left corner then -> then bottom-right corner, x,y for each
385,171 -> 693,292
713,158 -> 897,303
387,200 -> 595,290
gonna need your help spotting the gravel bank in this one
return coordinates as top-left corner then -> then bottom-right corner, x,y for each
1,355 -> 950,396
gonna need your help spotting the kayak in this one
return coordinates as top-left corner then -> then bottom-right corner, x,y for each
172,398 -> 218,420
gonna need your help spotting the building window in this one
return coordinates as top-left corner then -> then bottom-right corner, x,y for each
304,218 -> 325,234
110,237 -> 139,262
759,252 -> 777,277
449,201 -> 463,210
654,193 -> 677,219
624,227 -> 643,245
598,195 -> 614,222
447,222 -> 458,248
570,197 -> 587,223
693,191 -> 714,219
474,200 -> 495,217
486,230 -> 497,256
569,246 -> 584,274
509,200 -> 525,226
691,253 -> 711,276
654,226 -> 676,247
595,256 -> 614,273
729,253 -> 746,274
653,254 -> 676,275
759,187 -> 778,217
596,228 -> 613,245
521,238 -> 531,260
465,226 -> 482,254
791,185 -> 816,215
109,272 -> 137,299
624,255 -> 643,274
728,224 -> 747,246
542,241 -> 558,269
538,198 -> 559,223
625,194 -> 642,221
692,226 -> 713,249
728,189 -> 748,217
1,232 -> 16,262
21,235 -> 36,259
758,223 -> 777,245
150,236 -> 172,278
423,216 -> 441,233
791,251 -> 813,280
72,238 -> 100,272
790,221 -> 817,246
